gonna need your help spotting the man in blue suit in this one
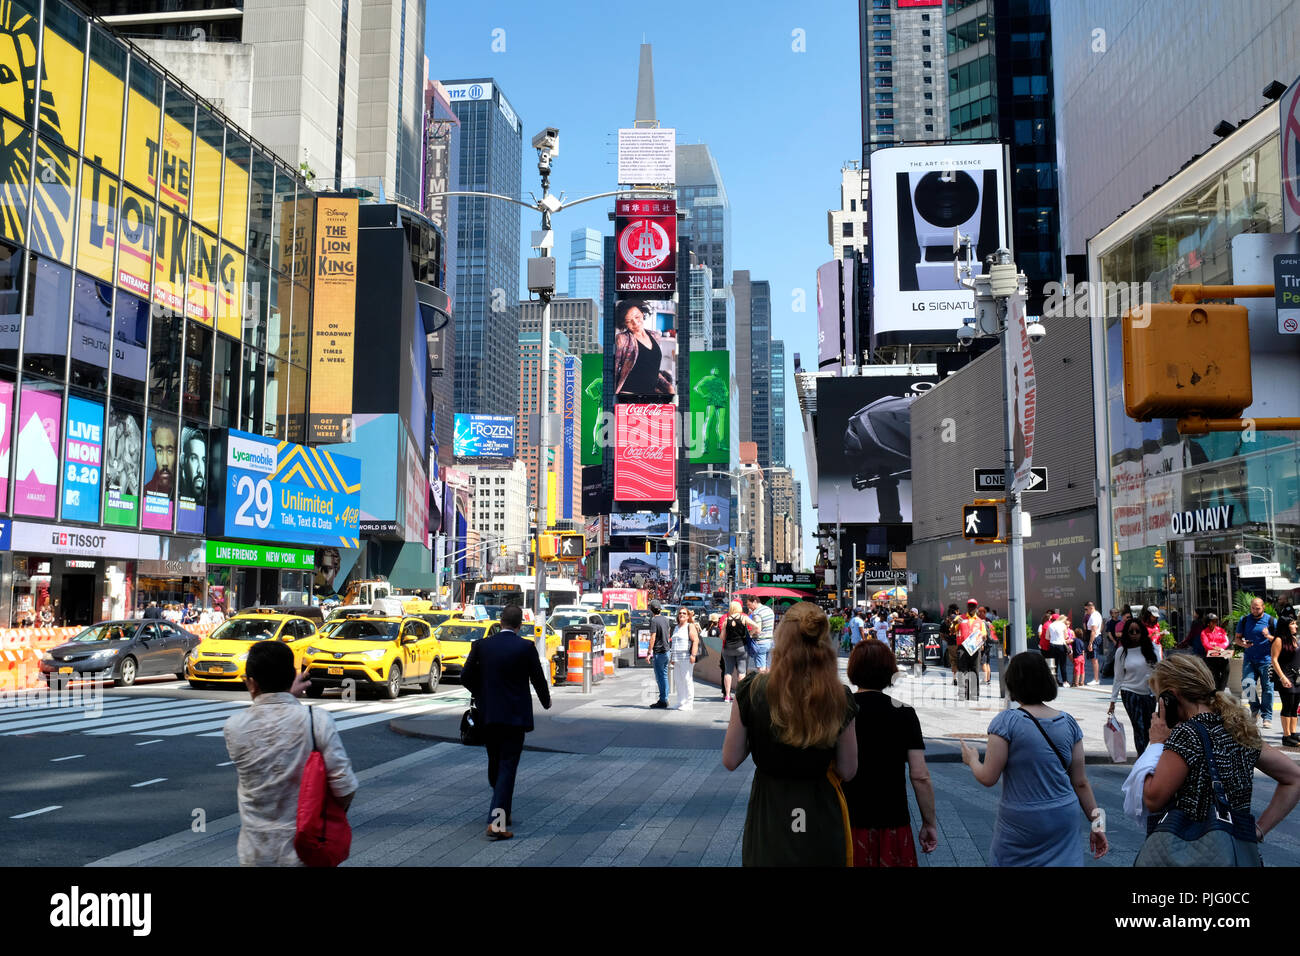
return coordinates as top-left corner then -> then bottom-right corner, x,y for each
460,604 -> 552,840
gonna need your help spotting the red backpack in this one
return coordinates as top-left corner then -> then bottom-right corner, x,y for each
295,707 -> 352,867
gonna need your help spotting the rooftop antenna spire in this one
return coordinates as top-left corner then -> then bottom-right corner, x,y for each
634,43 -> 658,128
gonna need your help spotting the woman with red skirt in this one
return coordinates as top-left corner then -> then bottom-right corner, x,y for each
842,639 -> 939,865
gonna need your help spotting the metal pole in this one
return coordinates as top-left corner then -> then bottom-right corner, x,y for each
533,166 -> 553,669
835,484 -> 843,608
1000,283 -> 1027,660
852,543 -> 857,611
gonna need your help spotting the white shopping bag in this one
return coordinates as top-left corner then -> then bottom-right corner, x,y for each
1103,715 -> 1127,763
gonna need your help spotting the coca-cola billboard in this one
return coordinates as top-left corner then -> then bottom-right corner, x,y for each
614,404 -> 675,501
615,198 -> 677,293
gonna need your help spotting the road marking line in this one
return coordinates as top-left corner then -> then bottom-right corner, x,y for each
51,754 -> 85,762
130,778 -> 167,788
136,739 -> 163,746
11,805 -> 61,819
217,761 -> 234,767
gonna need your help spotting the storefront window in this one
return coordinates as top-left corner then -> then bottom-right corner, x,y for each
147,308 -> 181,415
212,332 -> 237,427
112,289 -> 149,404
23,253 -> 71,382
181,319 -> 212,421
70,273 -> 112,392
0,239 -> 23,368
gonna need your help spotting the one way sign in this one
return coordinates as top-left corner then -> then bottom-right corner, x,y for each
973,467 -> 1048,493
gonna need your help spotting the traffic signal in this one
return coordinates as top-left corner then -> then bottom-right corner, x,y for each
644,539 -> 651,555
538,534 -> 559,561
856,560 -> 865,576
1123,302 -> 1251,422
962,504 -> 999,541
1153,547 -> 1164,569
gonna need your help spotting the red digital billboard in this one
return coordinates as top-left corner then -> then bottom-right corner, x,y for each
614,403 -> 676,501
896,0 -> 943,7
615,198 -> 677,293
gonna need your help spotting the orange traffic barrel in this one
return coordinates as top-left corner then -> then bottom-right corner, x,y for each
604,646 -> 615,677
567,638 -> 591,685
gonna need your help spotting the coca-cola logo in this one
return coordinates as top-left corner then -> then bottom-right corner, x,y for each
622,446 -> 671,460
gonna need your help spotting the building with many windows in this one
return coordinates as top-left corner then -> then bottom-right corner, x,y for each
676,144 -> 732,355
463,460 -> 529,576
734,271 -> 773,469
827,162 -> 870,262
444,78 -> 523,419
517,331 -> 582,526
520,297 -> 599,356
859,0 -> 948,157
567,228 -> 604,339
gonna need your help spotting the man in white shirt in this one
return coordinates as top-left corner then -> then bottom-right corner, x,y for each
224,641 -> 357,866
1047,610 -> 1070,687
1085,601 -> 1104,685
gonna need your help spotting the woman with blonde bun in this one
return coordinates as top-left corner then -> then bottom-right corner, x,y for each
722,602 -> 858,866
1137,655 -> 1300,866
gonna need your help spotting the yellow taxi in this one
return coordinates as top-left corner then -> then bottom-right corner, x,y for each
431,619 -> 501,676
301,615 -> 442,699
595,609 -> 631,650
185,612 -> 319,688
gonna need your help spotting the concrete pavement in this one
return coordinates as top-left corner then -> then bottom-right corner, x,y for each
85,653 -> 1300,866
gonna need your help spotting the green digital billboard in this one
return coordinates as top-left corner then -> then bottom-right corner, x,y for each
688,350 -> 730,464
581,353 -> 604,465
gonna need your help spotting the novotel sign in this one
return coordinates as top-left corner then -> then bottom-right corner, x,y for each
1170,505 -> 1235,536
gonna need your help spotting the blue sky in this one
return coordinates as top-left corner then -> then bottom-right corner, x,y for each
427,0 -> 861,565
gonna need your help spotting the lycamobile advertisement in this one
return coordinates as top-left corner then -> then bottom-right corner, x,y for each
219,429 -> 361,548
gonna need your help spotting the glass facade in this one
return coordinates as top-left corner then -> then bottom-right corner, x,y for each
447,83 -> 522,418
1096,132 -> 1298,620
0,0 -> 308,533
567,226 -> 603,341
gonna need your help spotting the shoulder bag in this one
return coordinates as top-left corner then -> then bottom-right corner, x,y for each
1019,708 -> 1071,775
459,697 -> 483,746
691,624 -> 709,662
295,706 -> 353,867
1134,720 -> 1261,867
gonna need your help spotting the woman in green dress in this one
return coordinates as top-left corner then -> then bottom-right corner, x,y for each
722,602 -> 859,866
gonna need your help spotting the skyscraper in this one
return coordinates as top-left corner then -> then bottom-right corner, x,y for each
676,145 -> 732,354
444,79 -> 523,418
88,0 -> 425,200
946,0 -> 1061,314
770,339 -> 786,469
687,254 -> 715,351
734,271 -> 773,469
568,228 -> 604,341
520,297 -> 599,356
859,0 -> 948,157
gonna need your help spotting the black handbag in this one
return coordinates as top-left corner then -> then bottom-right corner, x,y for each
459,698 -> 482,747
1134,719 -> 1261,867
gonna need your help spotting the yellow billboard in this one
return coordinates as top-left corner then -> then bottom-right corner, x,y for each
185,226 -> 218,326
216,242 -> 244,339
77,167 -> 117,283
307,197 -> 358,444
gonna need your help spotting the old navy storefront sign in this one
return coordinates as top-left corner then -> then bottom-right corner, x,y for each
219,429 -> 361,548
1170,505 -> 1234,536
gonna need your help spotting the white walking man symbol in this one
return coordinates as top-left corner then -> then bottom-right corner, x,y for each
965,510 -> 982,535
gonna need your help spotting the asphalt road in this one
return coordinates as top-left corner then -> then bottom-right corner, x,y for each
0,676 -> 466,866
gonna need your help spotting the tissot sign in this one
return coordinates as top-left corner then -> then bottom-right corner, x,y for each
615,199 -> 677,293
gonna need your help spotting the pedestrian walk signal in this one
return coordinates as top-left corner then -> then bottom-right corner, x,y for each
962,505 -> 999,541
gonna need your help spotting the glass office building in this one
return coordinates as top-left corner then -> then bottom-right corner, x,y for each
1089,105 -> 1299,624
0,0 -> 312,624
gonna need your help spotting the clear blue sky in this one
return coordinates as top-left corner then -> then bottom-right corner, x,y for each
427,0 -> 861,565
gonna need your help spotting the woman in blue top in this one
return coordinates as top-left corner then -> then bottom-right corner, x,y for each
961,652 -> 1109,866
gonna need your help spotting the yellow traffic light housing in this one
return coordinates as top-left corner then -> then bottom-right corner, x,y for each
538,534 -> 558,561
1122,301 -> 1252,422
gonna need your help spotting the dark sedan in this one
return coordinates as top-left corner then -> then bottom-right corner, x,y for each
38,620 -> 201,688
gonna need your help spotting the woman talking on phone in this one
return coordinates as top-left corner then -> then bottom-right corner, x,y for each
1136,655 -> 1300,866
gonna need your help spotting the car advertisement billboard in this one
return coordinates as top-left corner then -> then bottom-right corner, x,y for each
615,198 -> 676,293
212,428 -> 361,548
868,144 -> 1007,339
613,298 -> 677,398
308,196 -> 359,444
13,387 -> 62,518
687,350 -> 729,463
608,551 -> 672,581
581,353 -> 604,465
614,403 -> 675,501
61,395 -> 103,524
815,373 -> 938,524
453,413 -> 516,458
609,512 -> 677,536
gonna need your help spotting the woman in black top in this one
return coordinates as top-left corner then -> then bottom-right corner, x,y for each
841,638 -> 938,866
1139,655 -> 1300,866
612,299 -> 673,396
1271,616 -> 1300,747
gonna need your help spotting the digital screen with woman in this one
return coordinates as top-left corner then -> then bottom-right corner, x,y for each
613,298 -> 676,398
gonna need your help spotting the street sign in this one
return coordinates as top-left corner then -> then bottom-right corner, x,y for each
1276,254 -> 1300,333
1238,562 -> 1282,579
973,467 -> 1048,493
962,504 -> 999,541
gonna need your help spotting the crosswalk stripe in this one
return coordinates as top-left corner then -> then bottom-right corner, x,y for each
0,699 -> 245,735
78,703 -> 249,736
0,696 -> 158,727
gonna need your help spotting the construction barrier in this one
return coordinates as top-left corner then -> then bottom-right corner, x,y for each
566,638 -> 590,685
604,646 -> 616,677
